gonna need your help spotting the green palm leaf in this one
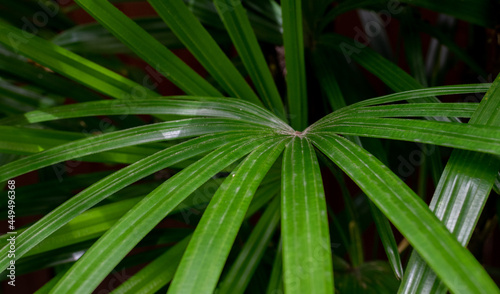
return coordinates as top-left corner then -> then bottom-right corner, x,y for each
1,1 -> 498,293
218,196 -> 281,294
20,196 -> 143,257
0,125 -> 168,165
73,0 -> 220,97
319,103 -> 478,123
147,0 -> 262,106
0,132 -> 256,270
399,74 -> 500,293
312,46 -> 402,278
111,236 -> 191,294
0,118 -> 272,181
0,47 -> 103,103
310,134 -> 499,294
0,22 -> 158,100
168,137 -> 287,294
50,135 -> 274,293
282,0 -> 307,130
213,0 -> 286,118
319,33 -> 460,122
0,97 -> 291,130
311,117 -> 500,155
266,238 -> 284,294
341,84 -> 489,110
281,137 -> 334,293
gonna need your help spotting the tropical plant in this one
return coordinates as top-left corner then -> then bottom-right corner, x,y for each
0,0 -> 499,293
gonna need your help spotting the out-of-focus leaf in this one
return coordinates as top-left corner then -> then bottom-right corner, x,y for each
266,238 -> 283,294
0,47 -> 104,103
148,0 -> 263,106
111,236 -> 191,294
0,22 -> 159,100
218,196 -> 280,294
320,0 -> 493,29
73,0 -> 223,97
52,17 -> 231,54
213,0 -> 286,119
335,261 -> 399,293
282,0 -> 307,130
319,33 -> 460,122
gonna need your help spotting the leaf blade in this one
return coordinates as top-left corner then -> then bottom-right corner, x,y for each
213,0 -> 286,118
281,137 -> 334,293
168,137 -> 288,294
148,0 -> 262,106
111,236 -> 191,294
0,132 -> 258,270
0,97 -> 290,131
310,134 -> 499,294
73,0 -> 221,96
219,196 -> 281,294
0,22 -> 158,100
282,0 -> 307,130
0,118 -> 271,181
50,135 -> 276,293
319,33 -> 461,122
399,73 -> 500,293
311,117 -> 500,156
314,103 -> 478,127
313,46 -> 402,277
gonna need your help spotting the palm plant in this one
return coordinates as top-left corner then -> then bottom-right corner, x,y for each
0,0 -> 499,293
